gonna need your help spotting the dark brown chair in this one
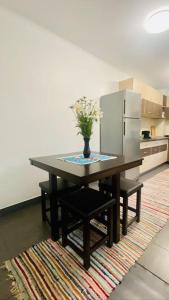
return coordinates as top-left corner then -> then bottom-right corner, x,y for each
60,187 -> 116,270
39,178 -> 81,225
99,177 -> 143,235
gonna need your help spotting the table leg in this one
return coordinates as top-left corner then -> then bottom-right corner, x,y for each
111,173 -> 120,243
49,174 -> 59,241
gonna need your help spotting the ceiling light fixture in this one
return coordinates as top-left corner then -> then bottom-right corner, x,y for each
144,8 -> 169,33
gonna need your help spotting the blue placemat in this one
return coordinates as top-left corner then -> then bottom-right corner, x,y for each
59,153 -> 117,165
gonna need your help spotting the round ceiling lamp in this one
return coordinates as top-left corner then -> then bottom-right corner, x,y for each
144,8 -> 169,33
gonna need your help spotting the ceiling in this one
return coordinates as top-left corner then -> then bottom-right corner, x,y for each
0,0 -> 169,90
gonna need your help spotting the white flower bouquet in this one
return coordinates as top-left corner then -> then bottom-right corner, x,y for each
70,96 -> 103,139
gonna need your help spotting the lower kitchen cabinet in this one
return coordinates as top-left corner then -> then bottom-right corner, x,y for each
140,140 -> 168,174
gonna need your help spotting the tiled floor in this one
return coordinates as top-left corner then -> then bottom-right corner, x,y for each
111,164 -> 169,300
0,164 -> 169,300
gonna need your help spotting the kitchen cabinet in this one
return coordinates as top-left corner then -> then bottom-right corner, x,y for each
154,103 -> 163,118
162,95 -> 169,118
166,96 -> 169,107
151,146 -> 160,154
119,78 -> 163,105
141,99 -> 162,118
164,107 -> 169,118
140,139 -> 168,174
140,147 -> 152,157
160,144 -> 167,151
163,95 -> 167,106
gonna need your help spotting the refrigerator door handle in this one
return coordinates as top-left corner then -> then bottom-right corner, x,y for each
124,99 -> 126,115
123,121 -> 126,136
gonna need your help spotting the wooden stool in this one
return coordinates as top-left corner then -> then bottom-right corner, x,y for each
39,178 -> 81,225
60,188 -> 116,270
99,177 -> 143,235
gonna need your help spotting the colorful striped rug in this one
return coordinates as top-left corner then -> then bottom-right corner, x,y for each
4,168 -> 169,299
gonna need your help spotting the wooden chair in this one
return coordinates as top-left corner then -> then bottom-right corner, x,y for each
60,187 -> 116,270
99,177 -> 143,235
39,178 -> 81,225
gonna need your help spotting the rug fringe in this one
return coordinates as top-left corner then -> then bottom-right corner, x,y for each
0,264 -> 6,269
3,261 -> 25,300
11,282 -> 24,300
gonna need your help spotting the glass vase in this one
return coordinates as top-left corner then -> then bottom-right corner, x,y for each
83,137 -> 91,158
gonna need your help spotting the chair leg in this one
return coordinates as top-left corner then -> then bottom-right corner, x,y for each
41,190 -> 47,222
107,207 -> 113,247
61,207 -> 68,247
122,196 -> 128,235
136,189 -> 141,223
83,219 -> 90,270
99,181 -> 104,193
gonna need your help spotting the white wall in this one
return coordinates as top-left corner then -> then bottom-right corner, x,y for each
0,6 -> 128,209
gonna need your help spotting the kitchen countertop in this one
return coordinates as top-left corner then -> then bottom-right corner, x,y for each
140,136 -> 169,142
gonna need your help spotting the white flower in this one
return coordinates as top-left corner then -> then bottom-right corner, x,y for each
70,97 -> 103,138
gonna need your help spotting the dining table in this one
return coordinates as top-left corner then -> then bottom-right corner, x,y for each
29,152 -> 143,243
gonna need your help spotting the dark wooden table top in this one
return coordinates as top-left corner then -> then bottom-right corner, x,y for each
30,152 -> 143,184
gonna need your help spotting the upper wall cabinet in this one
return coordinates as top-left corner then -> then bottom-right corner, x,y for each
164,107 -> 169,118
163,96 -> 169,119
167,96 -> 169,107
119,78 -> 163,105
163,95 -> 169,107
142,99 -> 162,119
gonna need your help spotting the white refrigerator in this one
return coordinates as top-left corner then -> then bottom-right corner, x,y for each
100,90 -> 141,180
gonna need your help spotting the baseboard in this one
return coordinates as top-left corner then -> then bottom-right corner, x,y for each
0,196 -> 41,217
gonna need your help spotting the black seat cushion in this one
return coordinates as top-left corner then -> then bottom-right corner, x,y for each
100,177 -> 143,196
120,177 -> 143,195
39,178 -> 81,195
60,188 -> 116,218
